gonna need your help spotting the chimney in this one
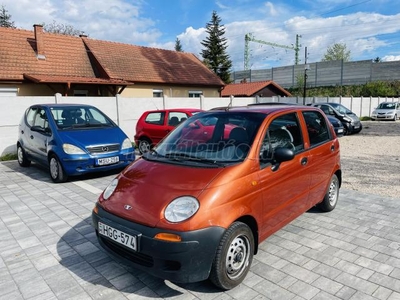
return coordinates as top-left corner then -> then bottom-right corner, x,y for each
33,24 -> 46,60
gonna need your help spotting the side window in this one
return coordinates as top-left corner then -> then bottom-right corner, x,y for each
303,111 -> 330,146
26,108 -> 36,127
33,109 -> 49,131
168,112 -> 189,126
145,112 -> 165,125
260,113 -> 304,162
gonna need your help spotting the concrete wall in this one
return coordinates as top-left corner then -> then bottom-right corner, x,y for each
232,59 -> 400,88
1,94 -> 398,156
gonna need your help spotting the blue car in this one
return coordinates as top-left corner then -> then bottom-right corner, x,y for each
17,104 -> 135,183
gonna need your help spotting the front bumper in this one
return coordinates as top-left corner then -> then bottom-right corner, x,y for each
61,152 -> 135,176
92,204 -> 225,283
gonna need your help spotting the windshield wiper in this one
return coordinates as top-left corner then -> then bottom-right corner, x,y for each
164,152 -> 223,166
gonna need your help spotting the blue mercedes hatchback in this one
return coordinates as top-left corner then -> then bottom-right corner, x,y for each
17,104 -> 135,182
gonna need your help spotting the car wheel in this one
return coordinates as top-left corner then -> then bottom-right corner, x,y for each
317,174 -> 339,212
17,144 -> 31,167
49,154 -> 67,183
209,222 -> 254,290
138,138 -> 151,154
394,114 -> 397,121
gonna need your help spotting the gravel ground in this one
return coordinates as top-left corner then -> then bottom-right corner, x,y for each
339,120 -> 400,199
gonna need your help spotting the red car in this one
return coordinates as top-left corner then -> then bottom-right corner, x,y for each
134,108 -> 203,154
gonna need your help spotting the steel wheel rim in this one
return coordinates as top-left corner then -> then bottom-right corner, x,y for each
50,158 -> 59,179
225,235 -> 250,280
328,177 -> 339,206
17,147 -> 24,164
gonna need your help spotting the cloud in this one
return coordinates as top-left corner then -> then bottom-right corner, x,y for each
382,55 -> 400,62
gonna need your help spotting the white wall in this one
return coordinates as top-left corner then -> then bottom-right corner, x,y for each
1,94 -> 398,156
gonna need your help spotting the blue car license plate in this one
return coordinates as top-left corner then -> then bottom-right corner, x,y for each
97,156 -> 119,166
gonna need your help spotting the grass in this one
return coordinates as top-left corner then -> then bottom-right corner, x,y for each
0,152 -> 18,161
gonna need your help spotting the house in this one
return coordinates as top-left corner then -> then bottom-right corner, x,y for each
221,80 -> 291,97
0,25 -> 225,97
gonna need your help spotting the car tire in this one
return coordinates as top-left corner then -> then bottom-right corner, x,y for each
209,222 -> 254,290
394,114 -> 397,121
49,154 -> 67,183
317,174 -> 339,212
138,138 -> 151,154
17,144 -> 31,167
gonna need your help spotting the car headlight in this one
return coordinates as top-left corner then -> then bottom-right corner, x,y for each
343,116 -> 352,122
103,178 -> 118,200
122,138 -> 133,150
165,196 -> 199,223
63,143 -> 86,154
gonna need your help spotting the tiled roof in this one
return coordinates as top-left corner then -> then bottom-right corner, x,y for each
82,38 -> 224,86
0,26 -> 225,87
221,80 -> 291,97
0,27 -> 96,81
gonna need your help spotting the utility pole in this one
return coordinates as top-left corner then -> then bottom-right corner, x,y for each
303,47 -> 309,105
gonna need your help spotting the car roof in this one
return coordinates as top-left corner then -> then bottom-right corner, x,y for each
210,103 -> 320,114
32,103 -> 95,108
144,108 -> 203,113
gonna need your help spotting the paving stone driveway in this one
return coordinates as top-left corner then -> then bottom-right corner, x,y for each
1,160 -> 400,300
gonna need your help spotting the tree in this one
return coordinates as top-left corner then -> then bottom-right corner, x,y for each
0,5 -> 16,28
322,43 -> 351,62
200,11 -> 232,83
373,57 -> 381,63
175,38 -> 183,52
42,20 -> 85,36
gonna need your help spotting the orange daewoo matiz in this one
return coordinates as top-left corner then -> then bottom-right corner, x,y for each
92,103 -> 341,290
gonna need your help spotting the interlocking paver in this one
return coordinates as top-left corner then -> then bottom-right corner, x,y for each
2,160 -> 400,299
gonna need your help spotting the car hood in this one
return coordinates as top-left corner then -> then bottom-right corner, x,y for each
100,158 -> 226,227
374,109 -> 395,113
57,127 -> 128,148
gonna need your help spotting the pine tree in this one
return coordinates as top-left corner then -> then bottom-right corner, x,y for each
175,38 -> 183,52
0,5 -> 16,28
201,11 -> 232,83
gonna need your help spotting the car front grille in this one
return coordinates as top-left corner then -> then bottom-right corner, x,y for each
86,144 -> 120,155
100,236 -> 154,267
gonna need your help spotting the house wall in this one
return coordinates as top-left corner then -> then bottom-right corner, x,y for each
121,84 -> 221,97
0,94 -> 398,156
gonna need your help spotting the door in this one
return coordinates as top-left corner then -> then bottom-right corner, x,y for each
302,110 -> 338,206
25,107 -> 50,164
256,112 -> 312,240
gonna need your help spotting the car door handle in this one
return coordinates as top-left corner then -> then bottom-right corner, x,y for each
30,135 -> 34,139
301,157 -> 308,165
331,145 -> 335,152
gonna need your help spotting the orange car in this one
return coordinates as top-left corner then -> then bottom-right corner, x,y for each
92,103 -> 341,290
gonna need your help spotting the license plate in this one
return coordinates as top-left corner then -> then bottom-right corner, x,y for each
337,129 -> 343,133
98,222 -> 137,251
97,156 -> 119,166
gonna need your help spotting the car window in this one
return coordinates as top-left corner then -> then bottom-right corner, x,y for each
25,107 -> 37,127
259,112 -> 304,162
302,111 -> 330,146
168,112 -> 188,126
145,112 -> 165,125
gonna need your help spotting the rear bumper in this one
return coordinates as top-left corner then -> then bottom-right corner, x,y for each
92,204 -> 225,283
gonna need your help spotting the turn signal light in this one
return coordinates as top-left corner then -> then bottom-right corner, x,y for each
154,233 -> 182,242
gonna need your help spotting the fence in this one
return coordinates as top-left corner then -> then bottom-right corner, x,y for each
1,94 -> 398,156
231,59 -> 400,89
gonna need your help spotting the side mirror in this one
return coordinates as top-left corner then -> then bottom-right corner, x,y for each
274,147 -> 295,163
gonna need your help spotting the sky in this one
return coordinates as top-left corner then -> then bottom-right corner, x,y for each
2,0 -> 400,72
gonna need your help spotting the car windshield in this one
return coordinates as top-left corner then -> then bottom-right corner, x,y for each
377,103 -> 395,109
329,103 -> 353,114
143,111 -> 266,165
50,106 -> 115,129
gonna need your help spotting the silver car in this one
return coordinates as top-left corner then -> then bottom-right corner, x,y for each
371,102 -> 400,121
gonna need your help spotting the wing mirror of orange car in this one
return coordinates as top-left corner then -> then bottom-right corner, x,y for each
261,147 -> 295,171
